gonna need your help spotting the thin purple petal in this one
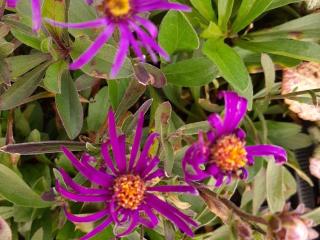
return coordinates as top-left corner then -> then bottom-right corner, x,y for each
147,185 -> 198,195
80,216 -> 113,240
64,206 -> 110,223
245,145 -> 287,164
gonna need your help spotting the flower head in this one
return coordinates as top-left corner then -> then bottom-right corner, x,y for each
268,204 -> 319,240
56,110 -> 198,239
182,91 -> 287,186
46,0 -> 191,78
6,0 -> 41,32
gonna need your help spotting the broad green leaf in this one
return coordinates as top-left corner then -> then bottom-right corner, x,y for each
87,86 -> 110,132
304,207 -> 320,225
266,160 -> 285,213
253,167 -> 266,214
236,39 -> 320,62
71,36 -> 133,79
159,11 -> 199,55
5,53 -> 51,79
283,168 -> 297,199
0,164 -> 51,208
42,0 -> 66,37
190,0 -> 216,21
203,39 -> 250,92
55,71 -> 83,139
248,13 -> 320,41
261,53 -> 275,95
108,78 -> 130,109
43,60 -> 67,93
175,121 -> 210,136
0,62 -> 49,110
267,0 -> 302,10
217,0 -> 234,33
162,58 -> 219,86
232,0 -> 273,33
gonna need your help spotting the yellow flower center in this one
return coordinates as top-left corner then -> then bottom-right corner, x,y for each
210,134 -> 247,172
113,174 -> 146,210
99,0 -> 131,18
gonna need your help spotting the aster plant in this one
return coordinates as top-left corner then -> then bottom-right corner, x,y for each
55,110 -> 198,239
183,91 -> 288,186
46,0 -> 191,77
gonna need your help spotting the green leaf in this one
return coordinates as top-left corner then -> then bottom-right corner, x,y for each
55,71 -> 83,139
253,167 -> 266,214
42,0 -> 66,37
303,207 -> 320,225
162,57 -> 219,86
203,39 -> 250,92
0,164 -> 51,208
87,86 -> 110,132
159,11 -> 199,55
232,0 -> 273,33
43,60 -> 67,94
0,141 -> 87,155
266,160 -> 285,213
248,13 -> 320,41
217,0 -> 234,33
71,36 -> 133,79
267,0 -> 302,10
0,62 -> 49,110
5,53 -> 51,79
190,0 -> 216,21
236,39 -> 320,62
261,53 -> 275,95
108,78 -> 130,109
175,121 -> 210,136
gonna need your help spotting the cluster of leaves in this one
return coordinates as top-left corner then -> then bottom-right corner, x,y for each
0,0 -> 319,239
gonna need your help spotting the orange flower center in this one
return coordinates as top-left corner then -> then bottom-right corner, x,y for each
210,134 -> 248,171
99,0 -> 131,18
113,174 -> 146,210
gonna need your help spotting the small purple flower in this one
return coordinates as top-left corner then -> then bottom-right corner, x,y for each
182,91 -> 287,186
46,0 -> 191,78
5,0 -> 41,32
56,110 -> 198,239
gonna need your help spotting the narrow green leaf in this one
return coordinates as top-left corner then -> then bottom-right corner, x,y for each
43,60 -> 67,94
303,207 -> 320,225
0,62 -> 49,110
87,86 -> 109,132
217,0 -> 234,33
0,164 -> 51,208
159,11 -> 199,55
203,39 -> 250,92
267,0 -> 302,10
42,0 -> 66,37
232,0 -> 273,33
236,39 -> 320,62
266,160 -> 285,213
190,0 -> 216,21
253,167 -> 266,214
0,141 -> 87,155
55,71 -> 83,139
163,58 -> 219,86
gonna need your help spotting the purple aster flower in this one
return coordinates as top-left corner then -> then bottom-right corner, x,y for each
5,0 -> 41,32
46,0 -> 191,78
56,110 -> 198,239
182,91 -> 287,186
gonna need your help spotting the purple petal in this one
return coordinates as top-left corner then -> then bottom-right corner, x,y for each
108,110 -> 127,173
144,168 -> 165,181
70,25 -> 115,70
58,168 -> 110,195
239,168 -> 248,179
134,15 -> 158,38
56,181 -> 110,202
134,133 -> 159,173
6,0 -> 17,8
61,147 -> 113,187
208,113 -> 224,137
147,185 -> 198,195
31,0 -> 41,32
101,142 -> 118,175
135,1 -> 191,12
139,205 -> 158,228
129,112 -> 144,170
80,216 -> 113,240
146,194 -> 196,237
110,24 -> 130,78
245,145 -> 287,164
45,18 -> 107,29
64,206 -> 110,223
141,157 -> 160,177
116,211 -> 139,237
